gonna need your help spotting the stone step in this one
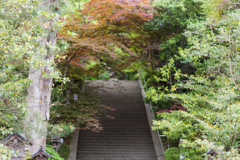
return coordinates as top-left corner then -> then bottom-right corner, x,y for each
99,122 -> 149,124
108,110 -> 148,112
99,120 -> 149,123
78,145 -> 155,149
99,119 -> 150,122
97,114 -> 147,117
81,130 -> 151,133
106,108 -> 145,110
79,133 -> 152,137
102,101 -> 144,102
107,104 -> 144,105
78,139 -> 154,143
99,119 -> 149,122
77,142 -> 154,146
98,129 -> 150,132
77,151 -> 155,156
100,124 -> 149,127
79,134 -> 152,137
78,146 -> 155,151
102,100 -> 144,101
79,134 -> 152,138
103,114 -> 148,117
76,155 -> 156,159
77,158 -> 156,160
93,127 -> 150,131
79,132 -> 152,137
105,110 -> 145,112
77,80 -> 156,159
78,139 -> 153,143
99,116 -> 148,119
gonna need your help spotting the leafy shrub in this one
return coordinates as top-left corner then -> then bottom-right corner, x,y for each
164,147 -> 180,160
154,98 -> 174,113
25,151 -> 33,160
58,143 -> 70,160
45,146 -> 64,160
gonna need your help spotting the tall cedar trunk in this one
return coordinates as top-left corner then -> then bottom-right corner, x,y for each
26,0 -> 58,154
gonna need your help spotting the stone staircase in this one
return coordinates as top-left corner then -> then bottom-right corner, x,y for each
76,80 -> 157,160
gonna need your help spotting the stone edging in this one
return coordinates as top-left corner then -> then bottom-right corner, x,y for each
138,80 -> 166,160
68,129 -> 79,160
68,82 -> 87,160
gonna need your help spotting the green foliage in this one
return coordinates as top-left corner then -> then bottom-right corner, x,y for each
0,0 -> 40,137
200,0 -> 239,19
58,143 -> 70,160
153,98 -> 174,112
3,0 -> 240,159
45,146 -> 64,160
141,0 -> 205,103
0,0 -> 68,156
150,1 -> 240,158
145,0 -> 204,58
48,123 -> 75,138
51,79 -> 112,132
25,151 -> 34,160
0,144 -> 16,160
164,147 -> 180,160
86,71 -> 112,80
125,72 -> 139,80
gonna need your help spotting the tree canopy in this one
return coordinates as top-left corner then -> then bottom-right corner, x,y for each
145,0 -> 240,159
1,0 -> 240,159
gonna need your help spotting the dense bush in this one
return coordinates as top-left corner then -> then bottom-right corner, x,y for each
146,0 -> 240,158
58,143 -> 71,160
45,146 -> 64,160
164,147 -> 180,160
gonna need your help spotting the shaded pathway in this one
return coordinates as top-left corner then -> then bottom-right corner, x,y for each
77,80 -> 156,160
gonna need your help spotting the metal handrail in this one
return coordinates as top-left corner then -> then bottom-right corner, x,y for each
140,70 -> 169,153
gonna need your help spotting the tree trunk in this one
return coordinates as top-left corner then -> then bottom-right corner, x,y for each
25,0 -> 58,154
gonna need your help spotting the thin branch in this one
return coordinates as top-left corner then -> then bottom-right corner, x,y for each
0,112 -> 13,124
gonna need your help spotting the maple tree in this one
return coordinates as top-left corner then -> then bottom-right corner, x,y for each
50,0 -> 157,132
58,0 -> 155,77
